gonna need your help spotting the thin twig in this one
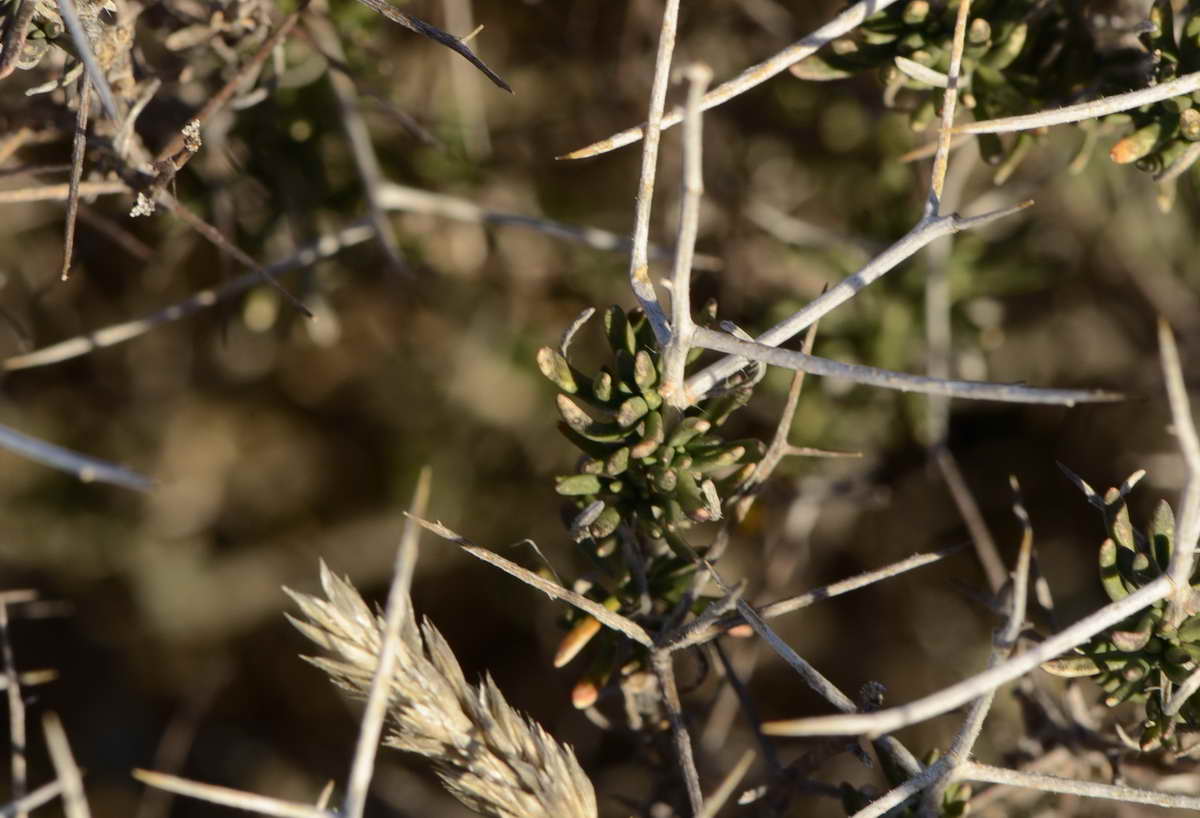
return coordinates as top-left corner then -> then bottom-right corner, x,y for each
560,0 -> 904,159
61,74 -> 90,282
696,749 -> 755,818
683,201 -> 1033,402
954,70 -> 1200,136
918,476 -> 1032,817
0,181 -> 127,203
710,641 -> 779,773
1158,318 -> 1200,628
154,190 -> 313,318
651,650 -> 703,816
850,758 -> 951,818
723,306 -> 824,535
0,779 -> 65,818
925,0 -> 971,215
342,467 -> 432,818
375,182 -> 720,268
53,0 -> 120,122
0,421 -> 150,491
713,576 -> 923,783
960,761 -> 1200,810
42,714 -> 89,818
156,3 -> 311,163
660,63 -> 711,407
625,0 -> 681,345
133,668 -> 229,818
0,603 -> 25,818
935,447 -> 1007,594
132,770 -> 332,818
691,325 -> 1118,405
0,0 -> 38,80
408,516 -> 654,648
304,4 -> 405,272
351,0 -> 510,92
2,223 -> 375,372
668,545 -> 964,650
1166,666 -> 1200,718
1156,141 -> 1200,185
762,576 -> 1172,738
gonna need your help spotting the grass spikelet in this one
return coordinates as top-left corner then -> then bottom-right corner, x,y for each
285,562 -> 597,818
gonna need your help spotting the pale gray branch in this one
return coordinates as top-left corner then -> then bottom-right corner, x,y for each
660,63 -> 710,406
955,70 -> 1200,136
132,770 -> 332,818
961,761 -> 1200,810
691,326 -> 1118,406
763,576 -> 1171,737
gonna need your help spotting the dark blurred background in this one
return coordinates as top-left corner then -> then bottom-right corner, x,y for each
0,0 -> 1196,815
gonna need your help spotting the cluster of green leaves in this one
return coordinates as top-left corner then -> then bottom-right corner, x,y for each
536,305 -> 764,701
1043,475 -> 1200,753
795,0 -> 1200,188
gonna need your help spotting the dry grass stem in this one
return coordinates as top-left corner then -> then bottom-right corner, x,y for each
132,770 -> 333,818
925,0 -> 971,214
0,603 -> 25,818
0,780 -> 65,817
286,562 -> 597,818
0,181 -> 127,203
342,467 -> 432,818
42,713 -> 89,818
695,748 -> 754,818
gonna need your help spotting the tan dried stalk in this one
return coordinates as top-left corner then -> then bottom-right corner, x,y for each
284,562 -> 596,818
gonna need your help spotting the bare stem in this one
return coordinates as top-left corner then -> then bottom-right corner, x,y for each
660,63 -> 711,407
626,0 -> 682,344
342,468 -> 432,818
955,70 -> 1200,136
